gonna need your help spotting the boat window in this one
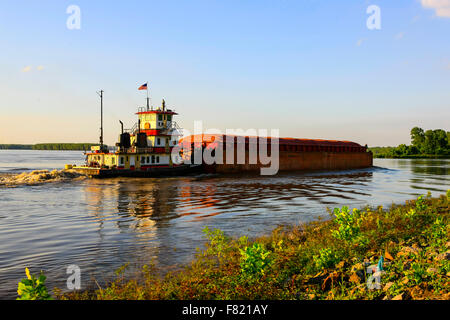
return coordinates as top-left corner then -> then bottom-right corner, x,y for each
158,114 -> 162,121
141,156 -> 145,163
157,138 -> 161,145
167,115 -> 172,121
156,156 -> 160,163
120,157 -> 124,165
146,156 -> 150,163
151,155 -> 155,163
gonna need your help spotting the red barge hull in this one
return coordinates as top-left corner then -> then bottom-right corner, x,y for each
182,135 -> 373,174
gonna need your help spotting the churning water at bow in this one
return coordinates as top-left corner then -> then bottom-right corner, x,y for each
0,150 -> 448,299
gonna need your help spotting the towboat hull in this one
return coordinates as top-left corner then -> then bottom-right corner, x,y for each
71,164 -> 203,178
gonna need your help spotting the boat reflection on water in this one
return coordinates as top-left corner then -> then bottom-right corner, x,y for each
77,169 -> 378,287
81,169 -> 378,240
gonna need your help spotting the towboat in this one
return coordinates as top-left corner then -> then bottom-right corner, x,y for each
70,96 -> 201,178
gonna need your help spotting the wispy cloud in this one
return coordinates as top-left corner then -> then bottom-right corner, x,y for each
21,65 -> 45,72
395,32 -> 405,40
356,38 -> 366,47
421,0 -> 450,18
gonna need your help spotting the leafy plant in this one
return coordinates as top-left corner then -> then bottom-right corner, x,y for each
239,243 -> 272,277
405,208 -> 416,219
331,206 -> 361,241
429,217 -> 447,247
202,226 -> 230,258
313,248 -> 340,270
17,268 -> 52,300
409,262 -> 427,285
415,195 -> 428,211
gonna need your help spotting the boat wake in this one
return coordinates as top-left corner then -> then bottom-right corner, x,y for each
0,169 -> 87,187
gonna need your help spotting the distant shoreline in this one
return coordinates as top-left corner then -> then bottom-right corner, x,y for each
373,154 -> 450,159
0,143 -> 97,151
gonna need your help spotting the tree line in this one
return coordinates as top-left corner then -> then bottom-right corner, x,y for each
370,127 -> 450,158
0,143 -> 97,151
0,144 -> 33,150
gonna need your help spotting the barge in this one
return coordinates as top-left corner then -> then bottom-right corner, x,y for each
181,134 -> 373,174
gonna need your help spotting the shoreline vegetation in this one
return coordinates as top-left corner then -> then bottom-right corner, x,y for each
370,127 -> 450,159
24,192 -> 445,300
0,143 -> 97,151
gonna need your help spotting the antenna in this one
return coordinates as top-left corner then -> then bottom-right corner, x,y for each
96,90 -> 104,149
146,81 -> 150,111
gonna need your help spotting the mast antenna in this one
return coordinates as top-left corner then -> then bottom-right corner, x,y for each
96,90 -> 104,149
146,81 -> 151,111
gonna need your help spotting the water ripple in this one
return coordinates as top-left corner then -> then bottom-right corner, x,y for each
0,155 -> 449,298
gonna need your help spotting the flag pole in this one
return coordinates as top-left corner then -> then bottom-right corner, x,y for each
146,82 -> 149,111
96,90 -> 104,149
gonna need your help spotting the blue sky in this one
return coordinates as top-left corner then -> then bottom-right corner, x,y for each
0,0 -> 449,146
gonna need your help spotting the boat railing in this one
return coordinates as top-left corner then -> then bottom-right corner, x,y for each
116,146 -> 173,154
160,121 -> 183,135
123,121 -> 183,136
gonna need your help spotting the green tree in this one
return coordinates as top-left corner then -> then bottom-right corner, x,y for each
422,130 -> 436,154
411,127 -> 425,149
394,144 -> 409,156
434,129 -> 448,154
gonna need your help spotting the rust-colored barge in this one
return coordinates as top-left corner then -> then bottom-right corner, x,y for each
181,134 -> 373,174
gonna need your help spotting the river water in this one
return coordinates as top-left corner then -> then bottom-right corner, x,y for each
0,150 -> 448,299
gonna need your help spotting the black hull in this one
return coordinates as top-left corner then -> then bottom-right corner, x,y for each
73,164 -> 203,178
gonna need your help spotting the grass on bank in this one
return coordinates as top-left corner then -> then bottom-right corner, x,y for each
21,191 -> 450,300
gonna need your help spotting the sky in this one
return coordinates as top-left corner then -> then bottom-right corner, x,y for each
0,0 -> 449,147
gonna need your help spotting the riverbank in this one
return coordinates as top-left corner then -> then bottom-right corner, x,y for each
373,154 -> 450,159
56,191 -> 449,300
369,147 -> 450,159
0,143 -> 96,151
